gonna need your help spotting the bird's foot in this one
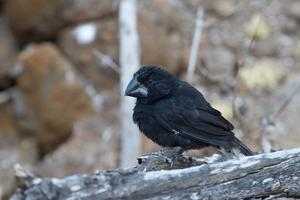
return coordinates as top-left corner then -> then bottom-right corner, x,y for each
218,147 -> 244,160
160,147 -> 184,156
163,156 -> 174,167
160,147 -> 184,168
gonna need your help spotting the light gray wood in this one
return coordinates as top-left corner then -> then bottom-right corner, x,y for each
11,148 -> 300,200
119,0 -> 141,168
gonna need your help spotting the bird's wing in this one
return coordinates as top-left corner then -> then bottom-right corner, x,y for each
174,81 -> 234,131
195,105 -> 234,131
154,97 -> 234,147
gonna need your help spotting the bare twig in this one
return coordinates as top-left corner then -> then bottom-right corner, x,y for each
235,16 -> 262,76
92,49 -> 120,74
232,15 -> 262,123
271,83 -> 300,120
187,8 -> 204,82
260,83 -> 300,153
119,0 -> 141,168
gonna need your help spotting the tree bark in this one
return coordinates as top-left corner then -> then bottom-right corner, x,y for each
11,148 -> 300,200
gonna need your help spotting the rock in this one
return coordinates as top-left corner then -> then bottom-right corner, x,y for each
4,0 -> 117,43
59,0 -> 197,90
203,47 -> 235,81
0,102 -> 18,137
15,43 -> 92,154
59,20 -> 119,91
138,14 -> 183,74
62,0 -> 117,24
60,0 -> 207,77
37,114 -> 119,178
0,17 -> 17,90
206,0 -> 235,17
138,0 -> 196,74
4,0 -> 66,43
0,136 -> 37,199
253,36 -> 279,57
284,0 -> 300,20
281,18 -> 299,34
0,101 -> 31,199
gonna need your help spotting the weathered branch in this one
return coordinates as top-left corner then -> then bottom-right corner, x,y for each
187,8 -> 204,82
10,148 -> 300,200
119,0 -> 141,168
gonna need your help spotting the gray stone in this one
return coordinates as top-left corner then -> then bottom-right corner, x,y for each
204,47 -> 235,81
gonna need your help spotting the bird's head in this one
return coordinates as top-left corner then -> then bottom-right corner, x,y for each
125,66 -> 177,103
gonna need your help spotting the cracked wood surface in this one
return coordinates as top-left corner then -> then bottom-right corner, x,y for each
10,148 -> 300,200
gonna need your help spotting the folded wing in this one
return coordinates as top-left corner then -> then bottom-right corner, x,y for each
154,97 -> 235,147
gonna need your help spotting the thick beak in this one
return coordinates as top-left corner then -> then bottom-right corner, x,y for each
125,77 -> 148,97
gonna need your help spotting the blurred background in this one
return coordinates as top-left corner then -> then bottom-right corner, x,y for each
0,0 -> 299,198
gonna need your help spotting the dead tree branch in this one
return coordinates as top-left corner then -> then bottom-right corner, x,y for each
187,8 -> 204,82
260,83 -> 300,153
11,148 -> 300,200
92,49 -> 120,74
119,0 -> 141,167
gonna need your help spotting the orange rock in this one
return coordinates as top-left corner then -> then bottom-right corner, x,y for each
37,114 -> 119,177
4,0 -> 65,42
16,43 -> 92,154
59,19 -> 119,91
0,18 -> 17,90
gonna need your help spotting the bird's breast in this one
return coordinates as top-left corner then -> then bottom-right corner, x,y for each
133,104 -> 155,131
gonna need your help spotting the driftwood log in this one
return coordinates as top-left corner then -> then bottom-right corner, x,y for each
10,148 -> 300,200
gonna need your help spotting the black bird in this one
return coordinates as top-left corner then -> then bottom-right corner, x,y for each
125,66 -> 253,156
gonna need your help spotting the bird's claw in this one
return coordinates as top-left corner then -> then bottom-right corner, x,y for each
164,156 -> 174,167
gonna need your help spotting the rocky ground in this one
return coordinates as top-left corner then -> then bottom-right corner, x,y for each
0,0 -> 299,199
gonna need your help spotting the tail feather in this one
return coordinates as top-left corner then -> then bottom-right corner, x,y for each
232,137 -> 254,156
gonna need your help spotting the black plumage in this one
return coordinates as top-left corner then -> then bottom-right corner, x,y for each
125,66 -> 253,156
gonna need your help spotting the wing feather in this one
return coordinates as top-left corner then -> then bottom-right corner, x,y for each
154,97 -> 234,147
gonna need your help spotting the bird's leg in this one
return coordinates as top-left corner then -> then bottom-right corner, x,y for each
216,147 -> 235,161
161,147 -> 184,167
174,146 -> 184,155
